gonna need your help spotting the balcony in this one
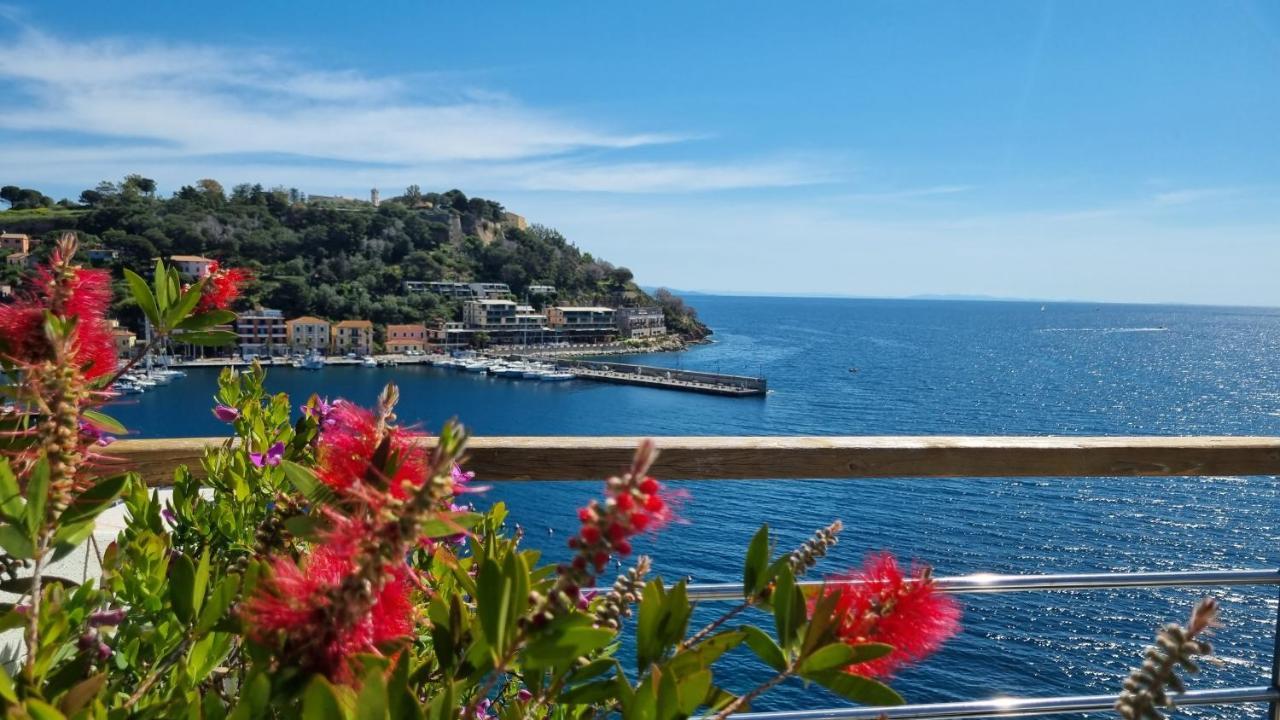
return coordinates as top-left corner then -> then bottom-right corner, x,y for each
109,435 -> 1280,720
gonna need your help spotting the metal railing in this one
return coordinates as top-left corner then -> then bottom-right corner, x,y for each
114,435 -> 1280,718
670,569 -> 1280,720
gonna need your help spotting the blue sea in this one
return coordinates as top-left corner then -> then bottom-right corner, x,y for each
108,296 -> 1280,717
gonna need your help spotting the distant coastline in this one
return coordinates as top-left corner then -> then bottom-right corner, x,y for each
641,287 -> 1280,311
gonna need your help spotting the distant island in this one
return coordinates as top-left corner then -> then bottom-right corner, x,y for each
0,177 -> 710,354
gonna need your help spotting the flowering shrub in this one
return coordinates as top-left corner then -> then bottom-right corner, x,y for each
0,236 -> 975,718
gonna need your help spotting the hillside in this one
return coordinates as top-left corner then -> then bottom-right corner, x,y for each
0,178 -> 711,341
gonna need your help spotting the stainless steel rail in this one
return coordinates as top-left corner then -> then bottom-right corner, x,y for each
673,568 -> 1280,602
720,686 -> 1280,720
655,569 -> 1280,719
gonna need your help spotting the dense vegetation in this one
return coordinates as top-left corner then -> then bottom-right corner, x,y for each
0,176 -> 710,339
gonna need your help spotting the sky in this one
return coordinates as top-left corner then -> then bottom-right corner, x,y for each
1,1 -> 1278,305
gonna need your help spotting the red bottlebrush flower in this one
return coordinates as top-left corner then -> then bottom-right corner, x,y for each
564,442 -> 682,587
196,261 -> 251,312
817,553 -> 960,679
315,401 -> 429,501
242,542 -> 413,682
0,266 -> 116,380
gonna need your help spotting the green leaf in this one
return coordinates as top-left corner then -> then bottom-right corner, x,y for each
302,676 -> 347,720
170,553 -> 196,623
799,643 -> 859,674
25,456 -> 49,538
808,670 -> 904,706
418,512 -> 483,538
656,666 -> 680,720
228,673 -> 271,720
668,629 -> 745,675
0,523 -> 34,559
524,626 -> 616,671
743,524 -> 771,597
356,665 -> 388,720
165,278 -> 204,329
559,679 -> 617,705
197,575 -> 241,635
676,668 -> 712,716
57,666 -> 103,712
635,579 -> 666,669
124,269 -> 160,327
174,330 -> 238,346
22,699 -> 65,720
283,514 -> 323,539
59,473 -> 128,527
80,409 -> 127,435
0,663 -> 16,702
0,458 -> 25,521
178,309 -> 236,331
772,564 -> 804,651
283,460 -> 335,505
741,626 -> 786,671
475,556 -> 512,656
154,259 -> 171,313
193,546 -> 211,616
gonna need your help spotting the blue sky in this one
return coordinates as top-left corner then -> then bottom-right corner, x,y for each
1,1 -> 1278,304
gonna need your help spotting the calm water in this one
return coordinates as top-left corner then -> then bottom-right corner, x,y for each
109,297 -> 1280,716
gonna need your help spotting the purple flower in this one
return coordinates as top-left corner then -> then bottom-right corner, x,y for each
78,420 -> 117,447
213,404 -> 240,422
250,441 -> 285,468
452,464 -> 489,494
517,689 -> 533,702
161,507 -> 178,527
88,607 -> 127,627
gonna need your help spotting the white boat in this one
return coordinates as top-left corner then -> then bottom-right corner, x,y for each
463,361 -> 491,373
113,381 -> 144,394
540,371 -> 575,381
360,356 -> 378,368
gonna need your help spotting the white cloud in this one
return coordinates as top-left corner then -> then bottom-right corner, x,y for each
1150,187 -> 1242,206
0,25 -> 831,193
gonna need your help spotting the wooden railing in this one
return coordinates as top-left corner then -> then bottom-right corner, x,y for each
108,435 -> 1280,720
112,435 -> 1280,485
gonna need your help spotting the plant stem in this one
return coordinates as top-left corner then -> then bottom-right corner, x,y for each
710,663 -> 793,720
103,337 -> 164,389
682,600 -> 750,651
22,535 -> 49,683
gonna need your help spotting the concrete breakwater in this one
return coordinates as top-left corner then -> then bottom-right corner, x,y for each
526,356 -> 767,397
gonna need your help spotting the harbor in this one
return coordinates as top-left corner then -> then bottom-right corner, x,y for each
132,351 -> 768,398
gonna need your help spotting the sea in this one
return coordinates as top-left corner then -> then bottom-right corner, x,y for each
107,296 -> 1280,717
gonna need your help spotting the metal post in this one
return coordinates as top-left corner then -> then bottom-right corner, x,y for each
1269,584 -> 1280,720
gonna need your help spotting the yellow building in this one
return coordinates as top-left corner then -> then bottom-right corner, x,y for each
286,316 -> 331,353
331,320 -> 373,355
385,323 -> 427,354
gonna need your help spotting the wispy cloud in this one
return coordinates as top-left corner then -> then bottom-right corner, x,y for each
0,23 -> 831,193
1150,187 -> 1242,206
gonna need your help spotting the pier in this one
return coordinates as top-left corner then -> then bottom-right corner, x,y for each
526,356 -> 767,397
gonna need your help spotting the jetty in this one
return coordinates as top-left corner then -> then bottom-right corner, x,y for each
525,356 -> 766,397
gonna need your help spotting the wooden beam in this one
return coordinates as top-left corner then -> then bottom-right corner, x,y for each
109,436 -> 1280,485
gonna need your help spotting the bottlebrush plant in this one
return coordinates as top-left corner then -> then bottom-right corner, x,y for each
0,236 -> 965,718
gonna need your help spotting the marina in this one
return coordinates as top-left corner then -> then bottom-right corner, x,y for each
156,350 -> 768,397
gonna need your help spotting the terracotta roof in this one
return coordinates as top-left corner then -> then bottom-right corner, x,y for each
334,320 -> 372,328
287,316 -> 328,325
169,255 -> 213,262
386,323 -> 426,332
